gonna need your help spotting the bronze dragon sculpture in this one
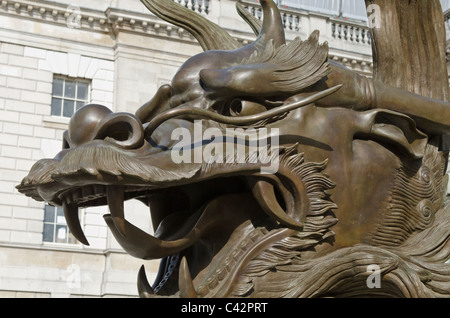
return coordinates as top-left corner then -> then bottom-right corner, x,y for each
17,0 -> 450,297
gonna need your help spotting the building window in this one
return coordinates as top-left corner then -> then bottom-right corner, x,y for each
43,204 -> 79,244
51,76 -> 90,118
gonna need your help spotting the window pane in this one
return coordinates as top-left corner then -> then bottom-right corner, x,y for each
52,78 -> 64,97
56,206 -> 66,225
63,100 -> 75,118
76,101 -> 86,111
44,205 -> 55,223
51,77 -> 91,118
283,0 -> 340,15
51,98 -> 62,116
42,205 -> 80,244
64,80 -> 76,98
43,223 -> 54,242
341,0 -> 368,21
77,82 -> 89,100
55,225 -> 68,243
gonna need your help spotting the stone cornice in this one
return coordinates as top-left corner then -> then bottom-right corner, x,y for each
0,0 -> 253,46
0,0 -> 110,32
105,7 -> 197,43
0,0 -> 373,75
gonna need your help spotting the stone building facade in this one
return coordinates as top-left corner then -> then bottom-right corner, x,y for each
0,0 -> 448,297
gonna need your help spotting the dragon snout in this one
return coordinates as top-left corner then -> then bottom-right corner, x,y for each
66,104 -> 145,150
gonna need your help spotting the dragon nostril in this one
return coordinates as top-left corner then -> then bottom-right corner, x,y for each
102,122 -> 133,142
95,113 -> 145,150
67,104 -> 144,150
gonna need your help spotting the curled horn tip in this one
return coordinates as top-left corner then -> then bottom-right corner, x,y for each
258,0 -> 286,47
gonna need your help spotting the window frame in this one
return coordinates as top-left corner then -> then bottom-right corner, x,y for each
42,204 -> 83,246
50,75 -> 91,119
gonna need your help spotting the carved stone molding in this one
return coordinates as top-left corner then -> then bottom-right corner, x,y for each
0,0 -> 374,75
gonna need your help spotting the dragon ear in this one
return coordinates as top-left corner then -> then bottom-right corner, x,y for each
360,110 -> 428,160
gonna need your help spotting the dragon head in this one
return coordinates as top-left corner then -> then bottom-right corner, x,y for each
17,0 -> 449,298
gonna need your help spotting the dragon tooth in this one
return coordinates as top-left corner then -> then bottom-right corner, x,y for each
63,201 -> 89,246
137,265 -> 156,298
251,180 -> 304,230
106,185 -> 126,237
179,256 -> 198,298
103,214 -> 186,259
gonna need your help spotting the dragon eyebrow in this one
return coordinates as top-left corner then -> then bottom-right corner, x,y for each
143,85 -> 342,140
239,32 -> 331,94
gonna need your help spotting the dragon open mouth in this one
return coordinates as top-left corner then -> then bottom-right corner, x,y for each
17,123 -> 340,298
53,175 -> 278,298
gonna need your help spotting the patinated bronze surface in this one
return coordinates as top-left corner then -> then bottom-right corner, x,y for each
17,0 -> 450,297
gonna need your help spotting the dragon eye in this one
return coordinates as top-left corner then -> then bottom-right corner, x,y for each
229,99 -> 267,117
229,99 -> 242,116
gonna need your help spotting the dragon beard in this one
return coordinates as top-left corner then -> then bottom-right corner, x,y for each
234,144 -> 450,298
139,145 -> 450,298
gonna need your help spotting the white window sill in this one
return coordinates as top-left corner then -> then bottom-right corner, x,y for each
43,115 -> 70,130
42,242 -> 83,250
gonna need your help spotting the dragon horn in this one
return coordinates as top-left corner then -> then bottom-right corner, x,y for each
140,0 -> 240,51
254,0 -> 286,48
236,2 -> 262,37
